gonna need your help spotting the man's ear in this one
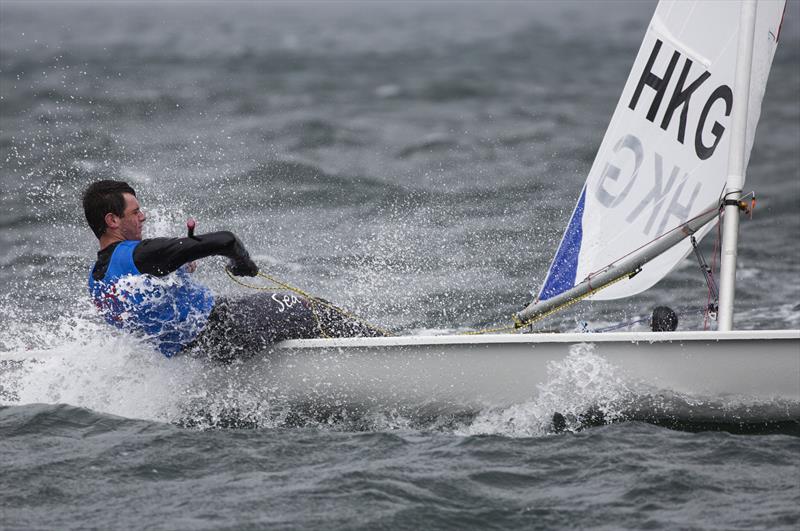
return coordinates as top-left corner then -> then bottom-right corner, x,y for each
104,212 -> 120,230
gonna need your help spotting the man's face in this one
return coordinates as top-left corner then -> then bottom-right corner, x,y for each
117,193 -> 146,240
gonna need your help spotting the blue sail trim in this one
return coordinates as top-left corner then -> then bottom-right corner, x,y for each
538,187 -> 586,301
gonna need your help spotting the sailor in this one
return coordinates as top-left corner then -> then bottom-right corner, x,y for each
83,180 -> 381,361
651,306 -> 678,332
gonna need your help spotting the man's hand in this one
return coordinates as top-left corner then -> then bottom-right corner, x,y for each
227,233 -> 259,276
227,256 -> 259,277
186,261 -> 197,273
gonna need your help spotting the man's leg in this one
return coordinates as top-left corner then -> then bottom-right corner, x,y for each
312,302 -> 386,338
188,292 -> 383,361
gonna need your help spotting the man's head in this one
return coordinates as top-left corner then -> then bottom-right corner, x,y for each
82,180 -> 145,241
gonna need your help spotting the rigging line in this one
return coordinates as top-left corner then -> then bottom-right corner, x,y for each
693,230 -> 719,330
691,235 -> 719,302
703,191 -> 755,329
590,317 -> 650,333
706,212 -> 723,330
590,305 -> 711,333
224,268 -> 329,337
460,324 -> 517,336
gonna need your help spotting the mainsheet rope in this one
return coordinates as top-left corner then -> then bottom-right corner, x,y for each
224,194 -> 753,337
224,266 -> 632,337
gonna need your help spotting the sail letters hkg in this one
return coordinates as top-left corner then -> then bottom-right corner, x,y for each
629,38 -> 733,161
595,37 -> 735,237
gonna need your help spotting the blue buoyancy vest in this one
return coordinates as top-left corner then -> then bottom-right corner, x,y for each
88,240 -> 215,357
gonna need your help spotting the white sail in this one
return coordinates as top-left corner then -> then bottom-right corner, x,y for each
538,0 -> 785,302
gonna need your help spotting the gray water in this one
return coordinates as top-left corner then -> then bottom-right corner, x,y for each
1,1 -> 799,529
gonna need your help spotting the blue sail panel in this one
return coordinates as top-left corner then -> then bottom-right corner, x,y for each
537,187 -> 586,301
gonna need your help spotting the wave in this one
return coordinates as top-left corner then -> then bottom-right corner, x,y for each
215,159 -> 409,210
0,402 -> 157,438
396,136 -> 463,159
283,119 -> 366,151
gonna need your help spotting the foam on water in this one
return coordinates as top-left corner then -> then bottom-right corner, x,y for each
0,305 -> 308,428
0,318 -> 199,422
464,344 -> 634,437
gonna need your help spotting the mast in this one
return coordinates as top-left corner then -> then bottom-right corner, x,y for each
717,0 -> 758,331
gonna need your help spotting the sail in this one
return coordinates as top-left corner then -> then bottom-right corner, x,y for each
538,0 -> 785,302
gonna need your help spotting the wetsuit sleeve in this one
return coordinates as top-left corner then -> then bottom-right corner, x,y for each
133,231 -> 253,277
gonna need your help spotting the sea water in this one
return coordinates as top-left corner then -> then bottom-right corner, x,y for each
1,1 -> 799,529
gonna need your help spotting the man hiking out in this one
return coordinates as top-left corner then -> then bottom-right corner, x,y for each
83,180 -> 381,361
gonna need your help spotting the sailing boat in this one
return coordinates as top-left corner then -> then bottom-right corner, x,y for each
6,1 -> 795,421
264,0 -> 799,413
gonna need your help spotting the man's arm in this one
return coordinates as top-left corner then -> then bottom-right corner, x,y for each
133,231 -> 258,277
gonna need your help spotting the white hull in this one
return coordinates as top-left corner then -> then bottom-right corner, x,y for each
3,330 -> 797,428
269,330 -> 800,413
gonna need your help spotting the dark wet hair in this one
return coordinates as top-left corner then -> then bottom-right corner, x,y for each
82,180 -> 137,238
651,306 -> 678,332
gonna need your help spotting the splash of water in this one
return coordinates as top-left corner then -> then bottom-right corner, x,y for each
464,344 -> 636,437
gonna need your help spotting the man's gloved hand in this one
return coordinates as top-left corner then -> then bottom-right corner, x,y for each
226,234 -> 259,276
227,256 -> 259,277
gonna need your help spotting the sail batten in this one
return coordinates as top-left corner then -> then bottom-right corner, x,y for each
534,0 -> 785,306
650,17 -> 711,67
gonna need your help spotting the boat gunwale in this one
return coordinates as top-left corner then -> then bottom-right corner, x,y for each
276,329 -> 800,349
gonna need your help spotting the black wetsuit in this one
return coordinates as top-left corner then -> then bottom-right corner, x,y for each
91,231 -> 250,281
92,232 -> 382,361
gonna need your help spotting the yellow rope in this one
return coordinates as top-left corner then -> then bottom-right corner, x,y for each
460,323 -> 517,335
225,264 -> 633,338
224,267 -> 393,337
516,270 -> 632,328
460,269 -> 635,336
